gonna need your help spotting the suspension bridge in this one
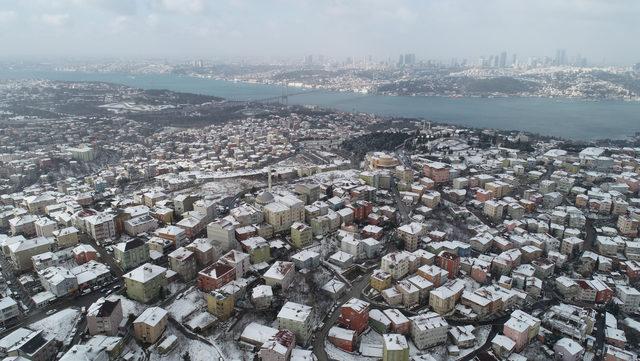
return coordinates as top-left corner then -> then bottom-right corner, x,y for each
226,85 -> 324,105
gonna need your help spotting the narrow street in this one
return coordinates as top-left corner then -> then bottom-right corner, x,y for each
81,233 -> 124,277
390,178 -> 412,225
0,279 -> 122,338
312,270 -> 373,361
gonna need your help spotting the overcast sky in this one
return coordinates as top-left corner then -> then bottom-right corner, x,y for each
0,0 -> 638,64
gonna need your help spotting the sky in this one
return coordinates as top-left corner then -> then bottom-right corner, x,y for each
0,0 -> 638,65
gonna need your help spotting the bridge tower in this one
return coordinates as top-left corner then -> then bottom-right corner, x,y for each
280,84 -> 289,105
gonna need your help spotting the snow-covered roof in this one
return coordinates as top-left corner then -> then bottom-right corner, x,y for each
123,263 -> 166,283
240,322 -> 278,344
383,334 -> 408,350
134,306 -> 167,327
263,261 -> 294,281
328,326 -> 355,341
555,337 -> 584,355
277,302 -> 312,323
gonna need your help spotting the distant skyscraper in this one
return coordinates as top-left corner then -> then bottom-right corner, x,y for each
304,55 -> 313,66
555,49 -> 566,66
511,54 -> 517,67
499,51 -> 507,68
404,53 -> 416,66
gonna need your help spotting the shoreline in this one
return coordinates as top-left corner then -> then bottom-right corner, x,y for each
188,73 -> 640,103
1,70 -> 639,141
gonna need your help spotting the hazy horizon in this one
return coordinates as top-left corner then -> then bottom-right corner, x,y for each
0,0 -> 638,65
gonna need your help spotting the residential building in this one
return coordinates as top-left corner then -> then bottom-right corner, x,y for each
34,218 -> 56,238
291,250 -> 321,270
338,298 -> 370,334
290,222 -> 312,248
155,226 -> 187,246
9,215 -> 38,236
5,329 -> 57,361
370,269 -> 393,292
207,218 -> 237,251
251,285 -> 273,310
87,297 -> 123,336
38,266 -> 78,297
542,304 -> 594,341
72,261 -> 112,290
341,236 -> 364,260
277,302 -> 313,344
616,285 -> 640,313
367,309 -> 391,334
397,222 -> 426,252
219,250 -> 251,280
259,329 -> 296,361
0,297 -> 20,328
396,280 -> 420,308
429,280 -> 464,315
124,215 -> 158,236
85,213 -> 116,242
133,307 -> 168,344
328,326 -> 356,352
168,247 -> 197,281
264,261 -> 295,290
553,338 -> 584,361
618,215 -> 639,237
436,251 -> 460,279
207,290 -> 234,321
52,227 -> 79,249
381,251 -> 412,280
185,238 -> 217,268
409,312 -> 449,349
383,309 -> 411,335
113,238 -> 150,270
58,344 -> 109,361
240,236 -> 271,263
449,325 -> 476,348
382,334 -> 409,361
8,236 -> 54,272
123,263 -> 167,303
197,262 -> 235,292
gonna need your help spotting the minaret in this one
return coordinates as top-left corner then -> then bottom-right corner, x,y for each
268,168 -> 272,191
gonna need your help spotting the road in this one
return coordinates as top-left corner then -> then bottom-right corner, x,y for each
594,309 -> 606,360
458,320 -> 504,361
81,233 -> 124,277
312,270 -> 373,361
390,177 -> 412,225
0,254 -> 32,312
0,229 -> 125,338
0,277 -> 122,338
